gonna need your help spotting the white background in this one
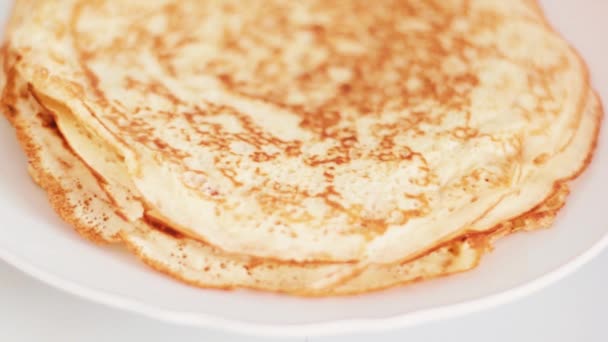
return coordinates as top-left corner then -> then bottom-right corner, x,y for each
1,1 -> 607,341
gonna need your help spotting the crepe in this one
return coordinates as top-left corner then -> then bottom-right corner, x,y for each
1,63 -> 575,295
5,0 -> 597,268
1,0 -> 602,295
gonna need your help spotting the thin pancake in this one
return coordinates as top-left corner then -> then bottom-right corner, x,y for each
5,0 -> 596,266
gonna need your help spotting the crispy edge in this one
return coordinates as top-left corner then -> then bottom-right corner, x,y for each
1,48 -> 118,244
118,183 -> 568,296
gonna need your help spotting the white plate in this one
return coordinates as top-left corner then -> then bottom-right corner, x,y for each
0,0 -> 607,338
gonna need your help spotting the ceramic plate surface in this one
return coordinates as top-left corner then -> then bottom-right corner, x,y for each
0,0 -> 607,337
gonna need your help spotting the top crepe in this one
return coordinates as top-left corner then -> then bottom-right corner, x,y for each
4,0 -> 598,267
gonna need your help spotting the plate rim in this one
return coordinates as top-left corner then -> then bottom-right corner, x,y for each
1,228 -> 607,338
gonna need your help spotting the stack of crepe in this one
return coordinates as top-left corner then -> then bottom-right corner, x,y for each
0,0 -> 601,296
